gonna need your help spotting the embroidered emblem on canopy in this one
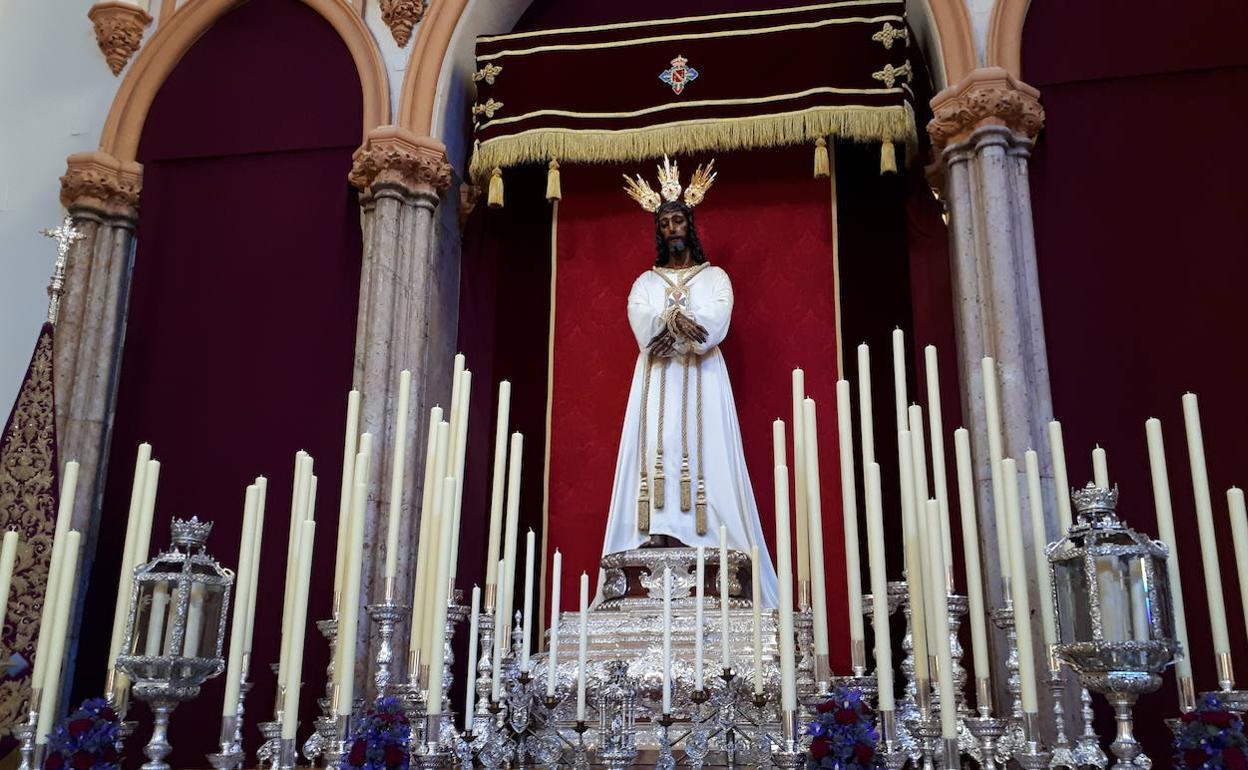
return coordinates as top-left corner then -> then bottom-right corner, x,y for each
659,55 -> 699,95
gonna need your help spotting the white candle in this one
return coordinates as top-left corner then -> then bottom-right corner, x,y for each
924,346 -> 954,578
773,466 -> 797,712
409,406 -> 442,647
0,532 -> 18,623
835,381 -> 865,657
907,405 -> 931,518
719,525 -> 731,671
1024,451 -> 1057,647
447,354 -> 466,466
577,572 -> 589,720
864,463 -> 894,712
132,458 -> 161,588
791,371 -> 810,593
107,443 -> 150,691
492,560 -> 506,701
1182,393 -> 1233,664
427,476 -> 458,713
280,452 -> 312,683
548,550 -> 562,697
144,583 -> 169,657
802,398 -> 830,674
924,499 -> 957,738
281,520 -> 316,740
464,585 -> 482,731
223,485 -> 259,716
1002,458 -> 1039,713
32,460 -> 77,697
449,369 -> 473,582
1092,446 -> 1109,489
891,329 -> 907,434
772,419 -> 787,468
751,545 -> 763,695
334,391 -> 360,603
501,433 -> 524,642
384,370 -> 412,581
244,476 -> 268,655
486,382 -> 512,588
1145,419 -> 1192,685
857,343 -> 876,467
413,420 -> 450,663
898,432 -> 929,683
522,529 -> 536,670
1048,421 -> 1073,535
981,358 -> 1009,586
35,530 -> 81,744
1227,489 -> 1248,651
182,582 -> 208,657
695,546 -> 705,690
662,567 -> 673,713
907,411 -> 940,654
336,451 -> 370,715
954,430 -> 991,702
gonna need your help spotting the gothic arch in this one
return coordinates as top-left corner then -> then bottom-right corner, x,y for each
986,0 -> 1029,79
98,0 -> 389,164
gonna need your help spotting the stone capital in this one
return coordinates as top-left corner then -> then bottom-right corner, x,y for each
88,1 -> 152,76
60,151 -> 143,220
349,127 -> 454,197
927,67 -> 1044,151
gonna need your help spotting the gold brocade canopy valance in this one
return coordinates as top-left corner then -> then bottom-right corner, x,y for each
468,0 -> 917,185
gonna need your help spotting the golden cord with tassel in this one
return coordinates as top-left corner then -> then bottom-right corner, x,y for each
680,354 -> 692,512
695,352 -> 707,535
637,355 -> 652,532
653,362 -> 667,510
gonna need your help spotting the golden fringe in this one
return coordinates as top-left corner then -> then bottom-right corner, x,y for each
469,105 -> 916,180
813,137 -> 830,179
546,159 -> 562,201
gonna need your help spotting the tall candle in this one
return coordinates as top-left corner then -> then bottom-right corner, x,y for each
35,531 -> 81,745
719,525 -> 731,671
907,405 -> 931,518
281,519 -> 316,740
486,382 -> 512,587
835,381 -> 865,661
954,430 -> 991,703
924,499 -> 957,738
898,433 -> 929,683
447,354 -> 466,466
1002,458 -> 1039,713
1024,451 -> 1057,647
864,463 -> 894,712
449,370 -> 473,581
857,343 -> 875,467
414,421 -> 450,664
132,459 -> 161,592
384,370 -> 412,582
244,476 -> 268,655
107,443 -> 150,691
981,358 -> 1009,586
409,406 -> 443,651
492,560 -> 506,701
144,584 -> 169,657
891,329 -> 907,434
577,572 -> 589,720
1048,421 -> 1073,535
464,585 -> 482,731
751,545 -> 763,694
280,452 -> 312,684
336,451 -> 370,715
1227,489 -> 1248,650
802,398 -> 830,674
1092,446 -> 1109,489
32,460 -> 77,697
924,346 -> 954,578
427,476 -> 458,713
772,419 -> 787,468
522,529 -> 536,670
907,412 -> 939,653
1182,393 -> 1233,668
1145,419 -> 1193,686
695,546 -> 705,690
773,465 -> 797,712
662,567 -> 673,712
334,391 -> 360,603
0,532 -> 18,623
791,371 -> 811,593
548,550 -> 562,696
501,433 -> 524,642
223,484 -> 259,716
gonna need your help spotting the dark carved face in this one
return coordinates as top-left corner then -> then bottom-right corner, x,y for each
657,208 -> 689,256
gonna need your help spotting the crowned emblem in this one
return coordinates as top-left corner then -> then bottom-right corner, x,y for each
622,156 -> 717,212
659,55 -> 699,95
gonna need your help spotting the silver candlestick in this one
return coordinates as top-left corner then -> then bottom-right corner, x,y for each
990,603 -> 1026,764
15,703 -> 37,770
367,585 -> 409,698
1072,685 -> 1108,769
1046,656 -> 1077,770
964,713 -> 1006,770
770,709 -> 805,769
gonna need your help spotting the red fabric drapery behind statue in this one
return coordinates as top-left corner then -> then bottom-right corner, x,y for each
545,146 -> 851,669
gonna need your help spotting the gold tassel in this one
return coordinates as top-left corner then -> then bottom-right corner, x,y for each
488,166 -> 504,208
880,141 -> 897,175
546,159 -> 562,201
814,137 -> 830,179
653,453 -> 666,510
680,457 -> 692,512
638,476 -> 650,533
695,480 -> 707,535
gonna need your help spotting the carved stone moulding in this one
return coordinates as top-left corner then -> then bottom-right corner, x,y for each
60,151 -> 143,219
927,66 -> 1045,151
88,1 -> 153,76
349,126 -> 453,197
380,0 -> 425,48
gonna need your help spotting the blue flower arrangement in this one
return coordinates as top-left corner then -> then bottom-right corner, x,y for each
805,686 -> 881,770
43,698 -> 122,770
1174,694 -> 1248,770
344,696 -> 410,770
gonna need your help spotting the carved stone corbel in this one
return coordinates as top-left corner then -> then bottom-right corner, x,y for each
927,66 -> 1045,151
380,0 -> 426,48
88,1 -> 153,76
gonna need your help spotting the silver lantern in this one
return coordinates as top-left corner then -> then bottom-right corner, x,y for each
1048,484 -> 1177,769
116,516 -> 233,770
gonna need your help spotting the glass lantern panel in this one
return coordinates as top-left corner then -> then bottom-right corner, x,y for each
1054,556 -> 1094,644
130,579 -> 176,657
1094,553 -> 1133,643
180,580 -> 227,658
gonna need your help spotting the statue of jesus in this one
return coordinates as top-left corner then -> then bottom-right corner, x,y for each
599,158 -> 779,607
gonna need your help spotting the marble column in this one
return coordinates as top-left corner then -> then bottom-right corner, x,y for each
347,126 -> 456,690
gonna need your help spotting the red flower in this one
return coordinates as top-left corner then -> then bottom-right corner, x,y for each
347,740 -> 367,766
854,742 -> 876,764
815,701 -> 835,713
834,708 -> 858,725
68,719 -> 93,738
70,751 -> 94,770
1200,711 -> 1235,728
809,738 -> 830,759
1225,747 -> 1248,770
1182,711 -> 1200,723
99,707 -> 117,721
1185,748 -> 1209,768
44,752 -> 64,770
384,745 -> 404,768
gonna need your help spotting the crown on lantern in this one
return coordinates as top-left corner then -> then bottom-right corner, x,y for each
622,155 -> 717,212
1071,482 -> 1120,517
171,516 -> 214,549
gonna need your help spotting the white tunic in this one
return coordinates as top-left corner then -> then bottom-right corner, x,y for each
599,263 -> 780,607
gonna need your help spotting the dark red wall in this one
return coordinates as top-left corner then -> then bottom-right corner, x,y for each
1024,0 -> 1248,756
71,0 -> 363,764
